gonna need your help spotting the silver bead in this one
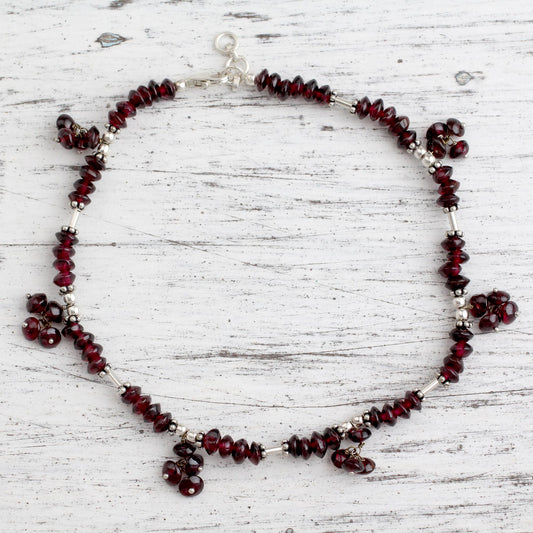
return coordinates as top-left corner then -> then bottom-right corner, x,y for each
97,143 -> 109,155
414,145 -> 426,160
453,296 -> 466,308
422,152 -> 437,167
101,131 -> 115,144
168,421 -> 178,433
456,308 -> 469,321
281,441 -> 289,454
63,293 -> 76,305
65,305 -> 79,316
328,91 -> 337,107
433,161 -> 442,169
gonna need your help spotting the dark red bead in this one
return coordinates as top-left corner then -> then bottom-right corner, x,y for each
368,406 -> 382,429
439,261 -> 461,278
427,137 -> 447,159
433,166 -> 453,185
185,454 -> 204,475
38,326 -> 61,348
448,250 -> 469,264
22,317 -> 40,340
73,332 -> 94,350
86,126 -> 100,149
447,118 -> 465,137
398,130 -> 417,149
121,385 -> 141,404
369,98 -> 384,121
439,180 -> 461,195
79,165 -> 101,182
450,327 -> 474,342
487,290 -> 510,306
450,140 -> 469,159
53,271 -> 76,287
469,294 -> 488,317
314,85 -> 331,104
323,427 -> 342,449
179,475 -> 203,496
173,442 -> 196,457
148,80 -> 160,100
158,78 -> 176,100
62,322 -> 84,339
162,460 -> 182,485
360,457 -> 376,474
389,116 -> 409,135
128,90 -> 145,108
108,111 -> 126,129
74,179 -> 95,196
277,79 -> 291,101
347,426 -> 372,443
392,399 -> 410,419
57,128 -> 75,149
44,301 -> 63,323
143,403 -> 161,423
218,435 -> 234,458
380,404 -> 397,426
379,106 -> 396,127
310,431 -> 327,458
268,73 -> 282,96
441,235 -> 465,251
116,100 -> 136,118
437,194 -> 460,208
426,122 -> 448,140
355,96 -> 371,119
85,154 -> 106,171
498,301 -> 518,325
249,442 -> 262,465
451,341 -> 473,358
290,75 -> 304,97
137,86 -> 152,106
402,391 -> 422,411
53,245 -> 74,259
300,438 -> 312,460
154,412 -> 172,433
132,395 -> 152,415
87,354 -> 107,374
74,132 -> 89,150
331,450 -> 347,468
302,79 -> 318,100
343,456 -> 364,473
56,114 -> 75,130
203,429 -> 221,455
68,192 -> 90,207
56,231 -> 79,246
232,438 -> 249,464
445,275 -> 470,291
254,68 -> 269,91
288,435 -> 302,457
443,355 -> 464,374
26,293 -> 47,314
440,364 -> 460,383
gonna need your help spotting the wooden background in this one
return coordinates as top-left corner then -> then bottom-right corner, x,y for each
1,1 -> 532,532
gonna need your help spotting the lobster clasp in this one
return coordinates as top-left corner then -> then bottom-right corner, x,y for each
176,72 -> 230,90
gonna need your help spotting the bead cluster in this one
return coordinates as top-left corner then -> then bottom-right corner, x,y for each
55,114 -> 100,151
22,293 -> 63,348
469,290 -> 519,331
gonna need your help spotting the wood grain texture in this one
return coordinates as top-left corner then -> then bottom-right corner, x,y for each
1,1 -> 532,532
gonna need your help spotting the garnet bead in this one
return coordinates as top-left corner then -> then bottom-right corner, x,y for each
369,98 -> 384,121
87,353 -> 107,374
450,326 -> 473,342
443,356 -> 464,374
232,438 -> 249,464
290,75 -> 304,97
398,130 -> 417,148
314,85 -> 331,104
203,428 -> 221,455
218,435 -> 234,458
158,78 -> 176,100
137,86 -> 152,106
300,438 -> 312,460
441,235 -> 465,251
56,114 -> 75,130
249,442 -> 262,465
68,192 -> 90,207
53,271 -> 76,287
439,262 -> 461,278
132,395 -> 152,415
380,404 -> 397,426
347,426 -> 371,443
128,90 -> 144,108
360,457 -> 376,474
254,68 -> 269,91
268,73 -> 281,96
368,406 -> 382,429
427,137 -> 447,159
53,245 -> 75,260
355,96 -> 371,119
62,322 -> 84,339
331,450 -> 347,468
148,80 -> 160,100
392,399 -> 410,419
73,332 -> 94,350
26,293 -> 47,314
277,79 -> 291,100
448,250 -> 469,264
487,290 -> 510,306
446,118 -> 465,137
185,454 -> 204,475
153,412 -> 172,433
323,427 -> 342,449
143,403 -> 161,423
469,294 -> 488,317
450,340 -> 473,358
173,442 -> 196,457
74,179 -> 95,196
57,128 -> 75,149
403,391 -> 422,411
116,101 -> 136,118
85,126 -> 100,149
108,111 -> 126,129
498,301 -> 518,325
22,317 -> 40,340
311,431 -> 327,458
389,116 -> 409,135
162,460 -> 182,485
288,435 -> 302,457
343,456 -> 364,473
85,154 -> 106,171
79,166 -> 101,182
56,231 -> 79,246
437,193 -> 460,208
179,475 -> 203,497
121,385 -> 141,404
426,122 -> 448,140
445,275 -> 470,291
440,364 -> 460,384
38,326 -> 61,348
379,106 -> 396,127
44,301 -> 63,323
433,166 -> 453,185
450,140 -> 469,158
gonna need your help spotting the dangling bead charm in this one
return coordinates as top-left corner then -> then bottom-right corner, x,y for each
164,438 -> 205,497
55,114 -> 100,151
425,118 -> 468,160
469,290 -> 519,331
331,426 -> 375,475
22,293 -> 63,348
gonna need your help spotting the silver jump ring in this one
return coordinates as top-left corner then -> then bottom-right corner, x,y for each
224,55 -> 249,75
214,32 -> 239,56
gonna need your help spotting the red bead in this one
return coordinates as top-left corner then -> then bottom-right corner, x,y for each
53,271 -> 76,287
441,235 -> 465,251
143,403 -> 161,423
57,128 -> 75,149
254,68 -> 269,91
74,131 -> 89,150
488,290 -> 510,306
116,101 -> 136,118
440,364 -> 460,383
300,438 -> 312,460
249,442 -> 262,465
121,385 -> 141,404
392,400 -> 410,419
232,438 -> 249,463
389,116 -> 409,135
450,341 -> 473,358
132,395 -> 152,414
158,78 -> 176,100
108,111 -> 126,129
85,154 -> 106,171
469,294 -> 488,317
439,261 -> 461,278
128,90 -> 145,108
498,301 -> 518,325
38,326 -> 61,348
302,79 -> 318,100
62,322 -> 84,339
443,355 -> 464,374
323,427 -> 342,449
314,85 -> 331,104
433,166 -> 453,185
203,429 -> 221,455
22,317 -> 40,340
173,442 -> 196,457
355,96 -> 371,119
379,106 -> 396,127
369,98 -> 384,121
331,450 -> 347,468
74,179 -> 95,196
56,231 -> 79,247
73,332 -> 94,350
398,130 -> 417,149
56,114 -> 75,130
86,126 -> 100,149
137,86 -> 152,106
380,404 -> 397,426
368,406 -> 382,428
427,137 -> 447,159
53,245 -> 75,259
26,293 -> 47,314
218,435 -> 234,457
360,457 -> 376,474
268,73 -> 282,96
311,431 -> 327,458
162,460 -> 182,485
87,354 -> 107,374
403,391 -> 422,411
185,454 -> 204,475
445,275 -> 470,291
343,456 -> 364,473
450,140 -> 469,158
447,118 -> 465,137
426,122 -> 448,140
288,434 -> 302,457
44,301 -> 63,323
68,192 -> 90,207
448,250 -> 469,264
290,75 -> 304,97
437,194 -> 459,208
179,475 -> 203,496
148,80 -> 160,100
277,79 -> 291,101
79,165 -> 101,182
347,426 -> 372,443
450,327 -> 473,342
154,412 -> 172,433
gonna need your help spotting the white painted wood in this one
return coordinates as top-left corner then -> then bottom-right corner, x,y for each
1,1 -> 532,531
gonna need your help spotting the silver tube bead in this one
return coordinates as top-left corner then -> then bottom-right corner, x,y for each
69,209 -> 81,228
333,95 -> 358,113
447,208 -> 459,232
419,377 -> 441,396
99,365 -> 123,387
264,445 -> 284,456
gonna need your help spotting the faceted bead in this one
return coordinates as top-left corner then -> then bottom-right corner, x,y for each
132,395 -> 152,415
451,341 -> 473,358
360,457 -> 376,474
44,301 -> 63,323
331,450 -> 347,468
81,342 -> 100,363
469,294 -> 488,317
26,293 -> 47,314
56,231 -> 79,247
121,385 -> 141,404
403,391 -> 422,411
58,128 -> 75,149
148,80 -> 160,100
379,106 -> 396,127
116,101 -> 136,118
427,137 -> 447,159
38,326 -> 61,348
137,86 -> 153,106
450,140 -> 469,158
290,75 -> 305,97
277,79 -> 291,101
392,399 -> 410,419
74,131 -> 89,150
498,301 -> 518,325
218,435 -> 234,458
450,327 -> 474,342
108,111 -> 126,129
56,114 -> 75,130
443,355 -> 464,374
22,317 -> 40,340
232,438 -> 249,464
203,429 -> 221,455
300,438 -> 312,460
62,322 -> 84,339
447,118 -> 465,137
355,96 -> 371,119
87,354 -> 107,374
343,456 -> 364,473
185,454 -> 204,475
433,165 -> 453,185
369,98 -> 384,121
302,79 -> 318,100
368,406 -> 382,429
439,262 -> 461,278
310,431 -> 327,458
173,442 -> 196,457
162,460 -> 182,485
347,426 -> 372,443
85,154 -> 106,171
389,116 -> 409,135
68,192 -> 90,207
53,245 -> 74,259
86,126 -> 100,149
323,427 -> 342,449
288,435 -> 302,457
79,165 -> 101,182
158,78 -> 176,100
73,332 -> 94,350
380,404 -> 397,426
437,194 -> 460,208
445,275 -> 470,291
398,130 -> 417,149
254,68 -> 269,91
487,290 -> 510,306
448,250 -> 469,264
248,442 -> 262,465
74,179 -> 95,196
179,475 -> 203,497
441,235 -> 465,251
143,403 -> 161,423
440,364 -> 460,383
268,73 -> 282,96
53,271 -> 76,287
128,90 -> 145,108
426,122 -> 448,140
153,412 -> 172,433
314,85 -> 331,104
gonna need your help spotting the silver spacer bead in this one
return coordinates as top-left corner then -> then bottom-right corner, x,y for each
447,230 -> 464,238
95,152 -> 107,164
453,296 -> 467,309
195,432 -> 205,447
415,389 -> 424,400
64,305 -> 79,317
422,151 -> 436,167
281,440 -> 290,454
101,131 -> 115,144
259,444 -> 267,459
61,225 -> 78,235
70,200 -> 85,210
328,91 -> 337,107
168,421 -> 178,433
59,285 -> 75,294
67,314 -> 80,323
98,364 -> 111,378
97,143 -> 109,155
63,292 -> 76,305
433,161 -> 442,169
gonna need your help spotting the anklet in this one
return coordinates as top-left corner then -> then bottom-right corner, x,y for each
22,32 -> 519,497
